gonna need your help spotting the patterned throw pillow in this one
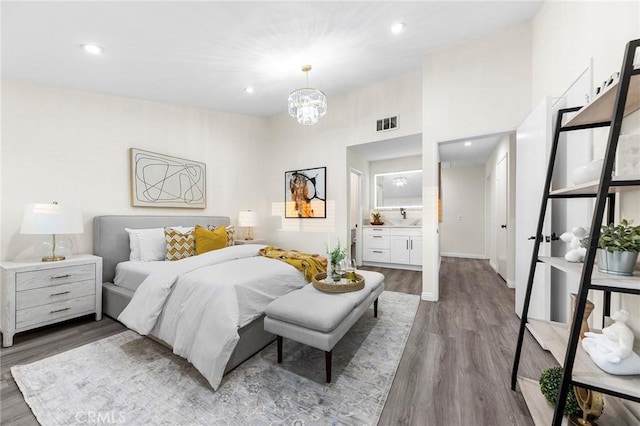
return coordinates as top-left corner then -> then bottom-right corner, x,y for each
194,225 -> 227,255
206,225 -> 235,246
165,227 -> 195,261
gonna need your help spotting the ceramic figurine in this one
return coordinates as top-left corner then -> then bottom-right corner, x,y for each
560,226 -> 588,263
582,310 -> 640,375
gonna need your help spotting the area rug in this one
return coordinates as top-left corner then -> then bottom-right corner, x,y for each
12,290 -> 419,426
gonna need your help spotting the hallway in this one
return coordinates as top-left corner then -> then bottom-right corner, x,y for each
376,257 -> 555,425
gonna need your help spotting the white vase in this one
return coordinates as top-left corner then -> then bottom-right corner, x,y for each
572,159 -> 603,185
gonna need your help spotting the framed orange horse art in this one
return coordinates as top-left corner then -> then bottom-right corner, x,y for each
284,167 -> 326,218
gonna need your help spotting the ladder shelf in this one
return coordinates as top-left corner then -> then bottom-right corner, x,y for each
511,38 -> 640,426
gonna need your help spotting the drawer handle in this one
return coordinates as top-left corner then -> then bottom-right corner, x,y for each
50,291 -> 71,296
50,274 -> 71,280
373,250 -> 383,253
50,307 -> 70,314
373,236 -> 383,238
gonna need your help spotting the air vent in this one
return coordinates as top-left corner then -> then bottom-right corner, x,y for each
376,116 -> 398,132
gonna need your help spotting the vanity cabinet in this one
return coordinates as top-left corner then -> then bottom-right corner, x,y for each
362,227 -> 390,263
363,226 -> 422,268
389,229 -> 423,266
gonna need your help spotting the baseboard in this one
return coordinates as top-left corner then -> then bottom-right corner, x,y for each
440,252 -> 488,260
421,292 -> 438,302
507,279 -> 516,289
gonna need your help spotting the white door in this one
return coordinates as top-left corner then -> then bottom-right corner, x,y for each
515,98 -> 553,321
349,168 -> 363,266
496,154 -> 508,279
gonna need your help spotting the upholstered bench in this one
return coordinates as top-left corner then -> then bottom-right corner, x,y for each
264,270 -> 384,383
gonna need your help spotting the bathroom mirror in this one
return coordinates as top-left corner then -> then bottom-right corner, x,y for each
374,169 -> 422,209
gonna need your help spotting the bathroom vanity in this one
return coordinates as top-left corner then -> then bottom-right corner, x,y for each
362,224 -> 422,270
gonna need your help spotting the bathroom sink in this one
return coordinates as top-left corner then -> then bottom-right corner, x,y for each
387,219 -> 421,226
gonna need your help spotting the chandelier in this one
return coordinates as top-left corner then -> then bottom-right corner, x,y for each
393,176 -> 408,187
288,65 -> 327,126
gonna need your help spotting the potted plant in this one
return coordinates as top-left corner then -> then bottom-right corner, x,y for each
327,240 -> 348,282
539,367 -> 603,424
596,219 -> 640,276
370,210 -> 384,225
539,367 -> 581,416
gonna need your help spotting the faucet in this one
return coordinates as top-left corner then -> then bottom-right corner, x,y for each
400,208 -> 406,219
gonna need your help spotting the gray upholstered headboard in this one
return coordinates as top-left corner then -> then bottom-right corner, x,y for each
93,215 -> 231,283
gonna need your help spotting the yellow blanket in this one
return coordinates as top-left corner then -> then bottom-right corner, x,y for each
258,246 -> 327,282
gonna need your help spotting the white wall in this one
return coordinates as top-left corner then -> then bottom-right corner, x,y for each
440,165 -> 485,258
422,22 -> 533,300
531,0 -> 640,332
1,81 -> 270,260
266,71 -> 423,255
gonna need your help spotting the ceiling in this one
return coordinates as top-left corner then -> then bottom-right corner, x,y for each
439,134 -> 506,167
2,1 -> 542,118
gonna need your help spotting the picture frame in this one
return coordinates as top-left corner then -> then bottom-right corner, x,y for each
130,148 -> 206,208
285,166 -> 326,218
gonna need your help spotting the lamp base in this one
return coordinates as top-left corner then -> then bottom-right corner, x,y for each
42,255 -> 66,262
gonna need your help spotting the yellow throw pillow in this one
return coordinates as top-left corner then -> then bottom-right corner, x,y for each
165,228 -> 195,261
195,225 -> 228,255
206,224 -> 235,246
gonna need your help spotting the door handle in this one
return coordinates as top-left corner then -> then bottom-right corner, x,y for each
545,233 -> 560,242
501,224 -> 507,229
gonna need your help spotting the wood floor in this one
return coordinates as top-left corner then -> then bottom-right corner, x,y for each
1,258 -> 554,425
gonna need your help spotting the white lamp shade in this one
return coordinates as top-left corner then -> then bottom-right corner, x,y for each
21,203 -> 84,235
238,210 -> 258,227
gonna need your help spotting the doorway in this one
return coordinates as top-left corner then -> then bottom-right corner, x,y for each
496,153 -> 508,280
349,168 -> 363,265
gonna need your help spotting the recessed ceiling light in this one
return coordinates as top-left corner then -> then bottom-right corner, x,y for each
464,141 -> 473,147
244,87 -> 255,94
81,44 -> 104,55
391,22 -> 405,34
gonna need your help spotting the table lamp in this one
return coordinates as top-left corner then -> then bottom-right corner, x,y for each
238,210 -> 258,240
21,201 -> 84,262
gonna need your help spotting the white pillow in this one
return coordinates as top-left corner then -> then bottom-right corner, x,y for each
125,226 -> 190,262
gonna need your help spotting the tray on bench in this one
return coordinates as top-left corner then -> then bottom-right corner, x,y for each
312,273 -> 365,293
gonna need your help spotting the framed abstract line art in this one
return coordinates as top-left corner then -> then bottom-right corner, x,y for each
285,166 -> 326,218
130,148 -> 206,208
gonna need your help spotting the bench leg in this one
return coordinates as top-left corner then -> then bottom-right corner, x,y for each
325,350 -> 332,383
277,335 -> 283,363
374,298 -> 378,318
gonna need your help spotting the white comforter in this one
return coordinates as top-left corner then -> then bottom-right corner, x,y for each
118,245 -> 307,389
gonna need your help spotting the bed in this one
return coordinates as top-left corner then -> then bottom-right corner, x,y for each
93,215 -> 307,389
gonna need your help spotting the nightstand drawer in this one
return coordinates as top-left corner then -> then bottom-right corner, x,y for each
16,280 -> 96,310
16,294 -> 96,329
16,264 -> 95,291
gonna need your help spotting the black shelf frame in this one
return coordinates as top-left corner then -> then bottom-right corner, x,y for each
510,38 -> 640,426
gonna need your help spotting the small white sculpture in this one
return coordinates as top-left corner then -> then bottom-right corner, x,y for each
560,226 -> 588,263
582,310 -> 640,375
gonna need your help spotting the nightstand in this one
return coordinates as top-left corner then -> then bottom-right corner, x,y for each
234,239 -> 267,245
0,254 -> 102,347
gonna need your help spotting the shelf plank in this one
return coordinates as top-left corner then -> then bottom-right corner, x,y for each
550,175 -> 640,196
527,319 -> 640,400
518,377 -> 640,426
563,72 -> 640,128
518,377 -> 568,426
539,257 -> 640,293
